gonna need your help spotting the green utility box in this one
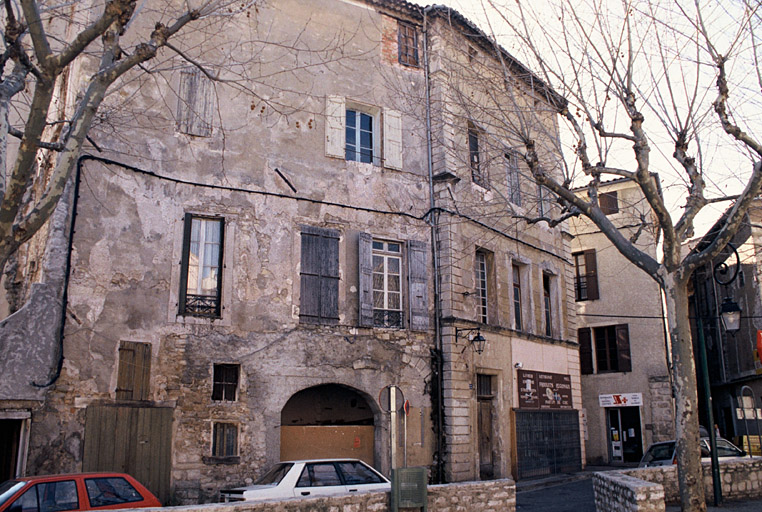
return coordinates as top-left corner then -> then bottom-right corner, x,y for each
391,467 -> 428,512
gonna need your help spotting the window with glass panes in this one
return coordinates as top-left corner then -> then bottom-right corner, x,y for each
212,364 -> 239,401
212,422 -> 237,457
543,273 -> 552,336
512,264 -> 522,331
346,109 -> 373,163
506,153 -> 521,205
397,22 -> 419,66
372,240 -> 403,327
476,251 -> 488,323
179,215 -> 223,317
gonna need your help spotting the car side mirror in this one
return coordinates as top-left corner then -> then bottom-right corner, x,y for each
740,449 -> 747,456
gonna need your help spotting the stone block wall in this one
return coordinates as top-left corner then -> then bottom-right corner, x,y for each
593,459 -> 762,511
136,479 -> 515,512
592,472 -> 665,512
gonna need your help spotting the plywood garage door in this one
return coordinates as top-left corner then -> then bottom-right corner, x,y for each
281,425 -> 374,464
82,406 -> 172,504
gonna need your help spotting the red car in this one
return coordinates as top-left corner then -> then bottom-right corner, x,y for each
0,473 -> 161,512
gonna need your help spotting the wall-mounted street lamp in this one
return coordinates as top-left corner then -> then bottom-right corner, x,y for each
456,327 -> 486,355
720,297 -> 742,333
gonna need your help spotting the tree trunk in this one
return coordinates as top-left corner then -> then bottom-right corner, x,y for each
663,271 -> 705,512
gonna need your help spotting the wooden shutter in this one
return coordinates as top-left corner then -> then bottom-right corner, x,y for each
214,217 -> 225,317
358,233 -> 373,327
116,341 -> 151,400
578,328 -> 594,375
584,249 -> 599,300
383,109 -> 403,170
177,68 -> 212,137
300,226 -> 340,324
407,239 -> 429,331
616,324 -> 631,372
600,191 -> 619,215
325,96 -> 345,158
178,213 -> 193,315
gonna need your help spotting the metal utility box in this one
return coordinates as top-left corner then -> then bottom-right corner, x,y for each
391,467 -> 428,512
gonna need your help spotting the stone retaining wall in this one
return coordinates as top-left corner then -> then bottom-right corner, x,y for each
593,459 -> 762,511
136,479 -> 515,512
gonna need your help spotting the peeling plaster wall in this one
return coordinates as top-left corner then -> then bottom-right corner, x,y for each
11,0 -> 578,502
23,0 -> 436,504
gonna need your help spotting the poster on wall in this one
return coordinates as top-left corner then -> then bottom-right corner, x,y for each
517,369 -> 573,410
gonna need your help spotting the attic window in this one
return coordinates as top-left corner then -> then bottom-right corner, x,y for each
599,191 -> 619,215
398,22 -> 419,67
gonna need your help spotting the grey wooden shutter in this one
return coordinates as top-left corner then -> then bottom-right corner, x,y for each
407,239 -> 429,331
578,328 -> 593,375
300,226 -> 340,324
177,68 -> 213,137
214,217 -> 225,317
358,233 -> 374,327
178,213 -> 193,315
616,324 -> 631,372
584,249 -> 599,300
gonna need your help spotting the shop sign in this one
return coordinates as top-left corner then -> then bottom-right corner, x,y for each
598,393 -> 643,407
517,369 -> 573,410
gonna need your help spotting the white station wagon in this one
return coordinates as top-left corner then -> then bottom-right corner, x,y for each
219,459 -> 390,502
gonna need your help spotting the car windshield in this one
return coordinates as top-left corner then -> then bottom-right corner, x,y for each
254,463 -> 293,486
715,438 -> 744,457
0,481 -> 25,507
641,442 -> 675,464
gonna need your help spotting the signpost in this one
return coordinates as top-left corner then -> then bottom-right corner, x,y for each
517,370 -> 573,410
379,385 -> 405,470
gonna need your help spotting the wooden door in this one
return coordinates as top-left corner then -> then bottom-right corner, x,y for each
478,400 -> 494,479
83,406 -> 173,504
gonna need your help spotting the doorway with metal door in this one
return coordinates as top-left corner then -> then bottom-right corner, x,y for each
606,406 -> 643,463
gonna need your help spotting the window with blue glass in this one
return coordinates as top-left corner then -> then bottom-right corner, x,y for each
346,109 -> 374,163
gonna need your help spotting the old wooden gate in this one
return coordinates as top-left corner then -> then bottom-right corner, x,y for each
82,405 -> 172,503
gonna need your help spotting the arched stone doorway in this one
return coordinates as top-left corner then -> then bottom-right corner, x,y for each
281,384 -> 377,465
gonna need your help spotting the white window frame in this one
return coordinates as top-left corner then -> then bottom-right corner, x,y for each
372,240 -> 404,328
475,250 -> 489,324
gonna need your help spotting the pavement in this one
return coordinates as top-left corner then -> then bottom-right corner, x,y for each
516,465 -> 762,511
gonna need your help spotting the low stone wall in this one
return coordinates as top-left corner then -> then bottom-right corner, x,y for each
593,459 -> 762,511
593,472 -> 666,512
136,478 -> 515,512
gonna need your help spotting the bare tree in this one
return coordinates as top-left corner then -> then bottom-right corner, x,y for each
430,1 -> 762,510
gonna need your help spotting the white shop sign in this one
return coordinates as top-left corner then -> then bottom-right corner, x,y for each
599,393 -> 643,407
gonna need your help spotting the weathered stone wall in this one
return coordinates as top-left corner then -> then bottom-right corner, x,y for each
135,478 -> 516,512
593,459 -> 762,511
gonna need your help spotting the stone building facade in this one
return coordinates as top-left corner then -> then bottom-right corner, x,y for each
569,178 -> 674,465
691,199 -> 762,451
0,0 -> 582,503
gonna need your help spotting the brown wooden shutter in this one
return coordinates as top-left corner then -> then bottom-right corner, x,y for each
407,239 -> 429,331
616,324 -> 631,372
600,191 -> 619,215
300,226 -> 340,324
584,249 -> 599,300
116,341 -> 151,400
358,233 -> 373,327
578,328 -> 594,375
178,213 -> 193,316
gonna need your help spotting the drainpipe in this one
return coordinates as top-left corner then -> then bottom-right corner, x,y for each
422,6 -> 445,484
